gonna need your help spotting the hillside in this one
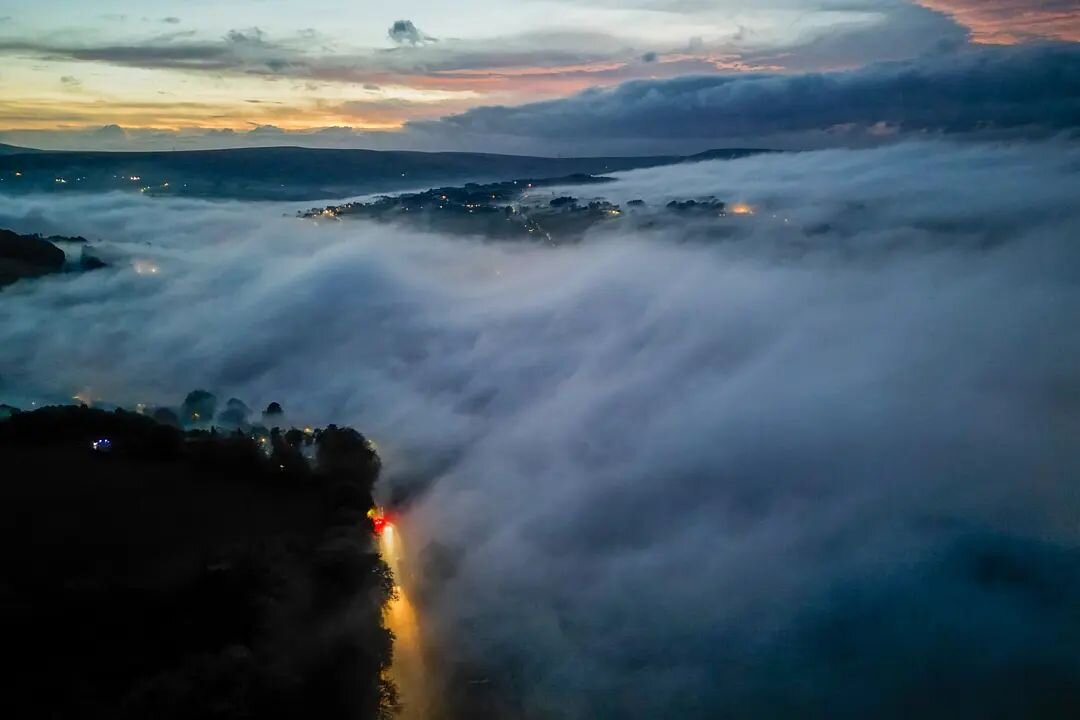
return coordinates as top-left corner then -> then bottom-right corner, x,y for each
0,404 -> 396,720
0,143 -> 38,155
0,145 -> 767,201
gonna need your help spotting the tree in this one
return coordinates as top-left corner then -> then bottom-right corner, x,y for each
263,402 -> 284,422
217,398 -> 252,427
151,407 -> 180,428
181,390 -> 217,425
316,425 -> 381,489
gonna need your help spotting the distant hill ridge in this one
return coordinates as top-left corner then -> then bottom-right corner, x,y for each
0,145 -> 771,201
0,143 -> 40,155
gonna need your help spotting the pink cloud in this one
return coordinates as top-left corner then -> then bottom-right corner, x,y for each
915,0 -> 1080,43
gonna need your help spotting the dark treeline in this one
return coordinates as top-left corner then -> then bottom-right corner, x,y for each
0,402 -> 398,719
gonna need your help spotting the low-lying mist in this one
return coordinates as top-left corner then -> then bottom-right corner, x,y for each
2,141 -> 1079,718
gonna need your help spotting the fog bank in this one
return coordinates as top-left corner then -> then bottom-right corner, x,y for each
2,140 -> 1079,717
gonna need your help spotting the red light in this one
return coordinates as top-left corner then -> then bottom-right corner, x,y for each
373,516 -> 387,535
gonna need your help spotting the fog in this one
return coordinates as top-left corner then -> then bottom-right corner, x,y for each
2,141 -> 1079,717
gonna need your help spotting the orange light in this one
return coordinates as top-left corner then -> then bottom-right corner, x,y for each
369,506 -> 392,535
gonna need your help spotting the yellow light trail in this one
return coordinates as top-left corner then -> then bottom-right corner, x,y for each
379,522 -> 439,720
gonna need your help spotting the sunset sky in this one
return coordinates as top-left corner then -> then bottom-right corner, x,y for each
0,0 -> 1076,151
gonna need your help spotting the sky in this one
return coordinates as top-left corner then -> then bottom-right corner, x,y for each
0,0 -> 1077,151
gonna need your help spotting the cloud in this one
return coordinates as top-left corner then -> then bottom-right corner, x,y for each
421,42 -> 1080,146
0,1 -> 975,130
0,26 -> 296,78
387,19 -> 435,46
93,124 -> 127,140
225,27 -> 268,45
641,51 -> 658,62
3,40 -> 1076,155
915,0 -> 1080,43
736,0 -> 970,69
0,37 -> 255,73
0,140 -> 1079,717
0,28 -> 645,96
162,17 -> 181,25
58,75 -> 81,89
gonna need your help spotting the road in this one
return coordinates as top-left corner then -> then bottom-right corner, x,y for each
379,521 -> 439,719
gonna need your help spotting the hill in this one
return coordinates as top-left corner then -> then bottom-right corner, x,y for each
0,142 -> 39,155
0,145 -> 767,201
0,404 -> 396,719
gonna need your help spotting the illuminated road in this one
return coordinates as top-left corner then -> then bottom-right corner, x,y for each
379,522 -> 438,719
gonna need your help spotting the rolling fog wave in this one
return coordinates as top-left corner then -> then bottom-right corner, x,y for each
2,141 -> 1079,718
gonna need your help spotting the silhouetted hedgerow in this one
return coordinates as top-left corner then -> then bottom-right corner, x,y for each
0,403 -> 396,720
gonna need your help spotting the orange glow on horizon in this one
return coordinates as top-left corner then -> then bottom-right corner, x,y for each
0,98 -> 410,132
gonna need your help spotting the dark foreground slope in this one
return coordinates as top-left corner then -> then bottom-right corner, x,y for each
0,146 -> 767,200
0,228 -> 104,287
0,406 -> 396,720
0,228 -> 66,287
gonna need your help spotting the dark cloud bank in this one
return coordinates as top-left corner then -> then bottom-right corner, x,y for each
1,140 -> 1079,717
421,42 -> 1080,148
